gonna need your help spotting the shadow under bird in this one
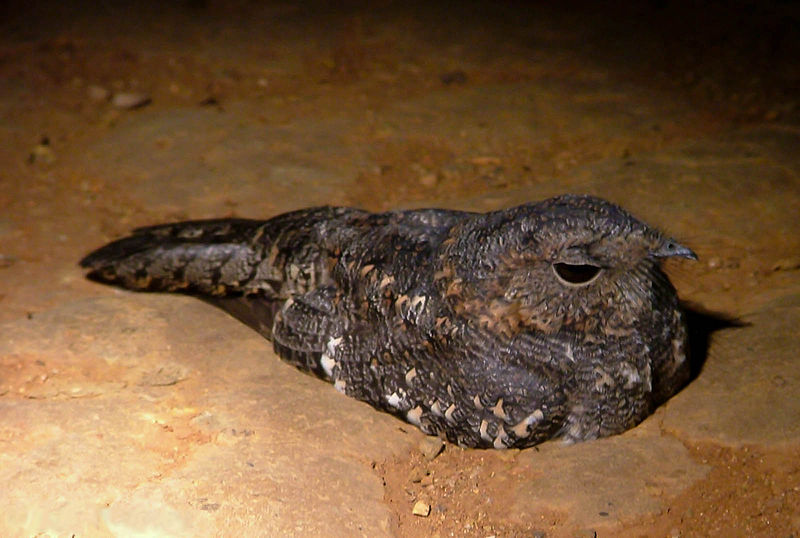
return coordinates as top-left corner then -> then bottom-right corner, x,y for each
80,194 -> 697,449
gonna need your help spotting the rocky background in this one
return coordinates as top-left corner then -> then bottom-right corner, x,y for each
1,1 -> 798,536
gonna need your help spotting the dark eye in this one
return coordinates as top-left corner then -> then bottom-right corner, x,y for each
553,263 -> 602,285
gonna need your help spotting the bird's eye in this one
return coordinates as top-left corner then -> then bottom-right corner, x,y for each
553,263 -> 602,286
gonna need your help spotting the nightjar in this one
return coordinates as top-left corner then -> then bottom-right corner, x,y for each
80,194 -> 696,449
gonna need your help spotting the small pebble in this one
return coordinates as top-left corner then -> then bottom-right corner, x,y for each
87,85 -> 110,102
707,257 -> 740,270
112,92 -> 152,109
412,500 -> 431,517
419,172 -> 438,187
419,437 -> 445,460
29,137 -> 55,164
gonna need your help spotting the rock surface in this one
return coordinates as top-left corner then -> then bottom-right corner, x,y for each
0,295 -> 419,536
0,1 -> 798,536
662,295 -> 800,447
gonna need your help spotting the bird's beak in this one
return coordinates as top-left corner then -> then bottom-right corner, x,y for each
652,238 -> 697,260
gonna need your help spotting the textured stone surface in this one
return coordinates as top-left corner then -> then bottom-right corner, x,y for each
662,295 -> 800,447
0,2 -> 798,536
0,295 -> 421,536
509,420 -> 710,530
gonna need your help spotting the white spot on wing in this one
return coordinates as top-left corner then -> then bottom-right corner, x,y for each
320,354 -> 336,377
593,367 -> 615,390
430,400 -> 443,417
387,392 -> 402,408
327,336 -> 343,356
394,295 -> 409,314
444,403 -> 457,424
405,368 -> 417,383
479,419 -> 492,443
334,379 -> 347,394
490,398 -> 507,421
511,409 -> 544,438
493,424 -> 509,449
619,362 -> 641,389
406,406 -> 423,426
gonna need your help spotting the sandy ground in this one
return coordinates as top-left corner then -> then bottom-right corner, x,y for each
1,1 -> 799,536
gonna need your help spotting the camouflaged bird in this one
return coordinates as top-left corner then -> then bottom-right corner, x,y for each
80,194 -> 696,449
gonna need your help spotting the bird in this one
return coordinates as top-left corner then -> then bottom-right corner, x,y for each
80,194 -> 696,449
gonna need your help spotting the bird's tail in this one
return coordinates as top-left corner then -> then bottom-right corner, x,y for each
80,207 -> 352,299
80,218 -> 271,296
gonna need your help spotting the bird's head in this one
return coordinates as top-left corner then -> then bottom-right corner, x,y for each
435,194 -> 696,338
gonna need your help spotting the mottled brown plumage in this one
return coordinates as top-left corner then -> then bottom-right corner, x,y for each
80,195 -> 696,448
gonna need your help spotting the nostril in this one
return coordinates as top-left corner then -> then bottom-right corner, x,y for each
656,239 -> 697,260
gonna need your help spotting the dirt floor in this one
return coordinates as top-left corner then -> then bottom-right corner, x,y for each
1,1 -> 799,536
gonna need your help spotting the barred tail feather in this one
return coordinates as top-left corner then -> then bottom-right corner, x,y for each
80,206 -> 359,300
80,219 -> 273,296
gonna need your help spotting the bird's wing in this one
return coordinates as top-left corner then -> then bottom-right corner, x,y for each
270,285 -> 356,378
